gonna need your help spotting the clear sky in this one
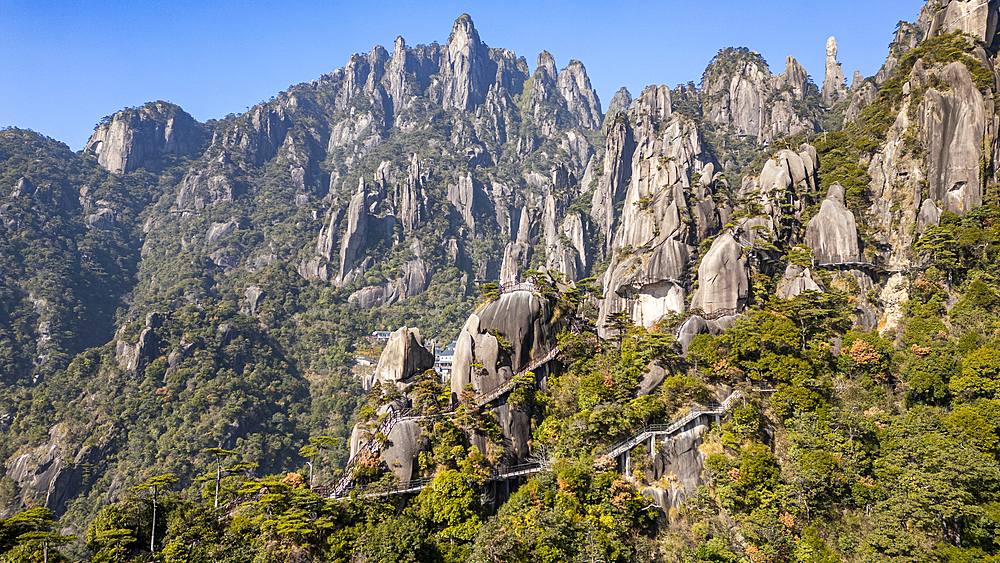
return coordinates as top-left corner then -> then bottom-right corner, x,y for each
1,0 -> 920,151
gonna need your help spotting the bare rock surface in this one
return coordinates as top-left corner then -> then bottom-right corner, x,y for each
690,233 -> 747,314
805,183 -> 860,264
372,327 -> 434,387
917,61 -> 985,214
775,265 -> 824,299
821,37 -> 848,105
85,102 -> 207,173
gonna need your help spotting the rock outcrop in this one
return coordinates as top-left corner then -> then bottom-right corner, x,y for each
435,15 -> 493,111
805,183 -> 860,264
704,50 -> 770,139
338,181 -> 370,286
928,0 -> 1000,49
85,102 -> 207,173
775,265 -> 825,299
845,81 -> 878,124
689,232 -> 748,314
349,250 -> 429,310
821,37 -> 848,105
370,327 -> 434,388
3,423 -> 115,516
676,314 -> 739,357
643,423 -> 710,508
917,61 -> 985,214
556,60 -> 603,129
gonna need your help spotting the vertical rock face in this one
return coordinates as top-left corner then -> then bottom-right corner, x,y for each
85,102 -> 206,173
448,173 -> 490,237
556,60 -> 603,129
689,232 -> 748,314
437,14 -> 492,111
450,291 -> 555,399
775,56 -> 809,100
929,0 -> 1000,48
917,61 -> 985,214
703,49 -> 771,139
643,423 -> 710,508
806,183 -> 860,264
594,86 -> 729,336
604,87 -> 633,123
845,81 -> 878,124
917,199 -> 943,234
338,181 -> 369,286
821,37 -> 848,105
591,118 -> 635,255
449,290 -> 559,462
400,154 -> 425,233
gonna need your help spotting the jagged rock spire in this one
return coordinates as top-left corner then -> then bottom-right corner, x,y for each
821,36 -> 848,105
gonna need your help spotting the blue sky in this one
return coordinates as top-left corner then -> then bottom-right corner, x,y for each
1,0 -> 920,151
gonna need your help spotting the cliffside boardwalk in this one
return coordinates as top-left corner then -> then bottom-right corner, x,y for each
600,389 -> 755,474
330,345 -> 562,498
334,384 -> 771,499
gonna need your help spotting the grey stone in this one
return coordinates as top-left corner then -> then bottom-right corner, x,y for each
372,327 -> 434,386
85,101 -> 206,173
805,183 -> 860,264
775,265 -> 824,299
690,233 -> 748,314
338,181 -> 369,286
918,62 -> 985,214
821,37 -> 848,105
917,199 -> 942,234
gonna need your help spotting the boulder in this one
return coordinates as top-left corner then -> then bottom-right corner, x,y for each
205,221 -> 238,244
243,286 -> 265,315
805,183 -> 860,264
775,265 -> 824,299
916,199 -> 942,234
372,327 -> 434,386
11,177 -> 35,197
675,314 -> 739,357
689,233 -> 748,314
86,208 -> 116,231
382,420 -> 424,485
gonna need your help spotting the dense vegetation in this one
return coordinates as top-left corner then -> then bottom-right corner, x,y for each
4,6 -> 1000,563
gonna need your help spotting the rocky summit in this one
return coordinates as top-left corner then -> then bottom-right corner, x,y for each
4,3 -> 1000,561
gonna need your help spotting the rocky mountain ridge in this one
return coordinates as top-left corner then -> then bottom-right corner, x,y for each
2,3 -> 1000,552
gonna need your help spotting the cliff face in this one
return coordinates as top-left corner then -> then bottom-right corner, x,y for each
10,1 -> 1000,530
85,101 -> 208,173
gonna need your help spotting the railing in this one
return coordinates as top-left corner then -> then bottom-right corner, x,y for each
331,406 -> 411,497
337,463 -> 546,498
332,347 -> 561,498
488,462 -> 545,480
816,261 -> 885,274
473,346 -> 560,408
602,390 -> 745,460
499,281 -> 538,294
